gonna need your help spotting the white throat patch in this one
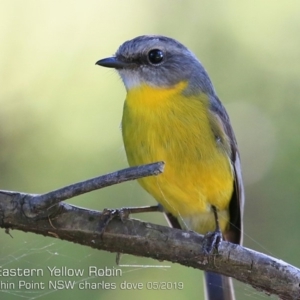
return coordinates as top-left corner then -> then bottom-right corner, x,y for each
117,69 -> 143,90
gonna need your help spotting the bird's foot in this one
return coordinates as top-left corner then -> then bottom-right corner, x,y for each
98,205 -> 162,235
202,229 -> 223,254
98,208 -> 126,236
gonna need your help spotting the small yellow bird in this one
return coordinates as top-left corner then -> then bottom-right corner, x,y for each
96,35 -> 244,300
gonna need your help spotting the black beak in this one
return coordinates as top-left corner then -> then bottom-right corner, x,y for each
96,57 -> 131,69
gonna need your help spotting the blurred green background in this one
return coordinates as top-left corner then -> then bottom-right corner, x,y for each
1,1 -> 300,299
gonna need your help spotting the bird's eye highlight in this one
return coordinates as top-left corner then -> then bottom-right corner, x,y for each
148,49 -> 164,65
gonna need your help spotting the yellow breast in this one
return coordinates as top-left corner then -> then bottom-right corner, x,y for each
121,82 -> 234,233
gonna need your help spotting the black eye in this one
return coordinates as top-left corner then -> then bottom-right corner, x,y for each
148,49 -> 164,65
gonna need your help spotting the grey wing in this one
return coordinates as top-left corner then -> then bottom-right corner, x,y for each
209,95 -> 245,245
226,150 -> 244,244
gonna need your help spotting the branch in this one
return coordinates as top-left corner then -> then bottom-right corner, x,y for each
0,162 -> 299,299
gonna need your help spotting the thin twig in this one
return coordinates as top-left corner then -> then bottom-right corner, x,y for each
22,162 -> 164,218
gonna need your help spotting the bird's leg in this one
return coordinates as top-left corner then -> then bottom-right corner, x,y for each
120,204 -> 164,216
202,206 -> 223,254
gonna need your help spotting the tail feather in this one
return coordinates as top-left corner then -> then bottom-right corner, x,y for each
204,271 -> 235,300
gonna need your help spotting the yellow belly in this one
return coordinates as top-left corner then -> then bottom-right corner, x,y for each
122,82 -> 234,234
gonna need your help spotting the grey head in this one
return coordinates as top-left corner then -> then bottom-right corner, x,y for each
96,35 -> 216,96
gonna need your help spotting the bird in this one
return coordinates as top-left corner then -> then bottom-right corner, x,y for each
96,35 -> 244,300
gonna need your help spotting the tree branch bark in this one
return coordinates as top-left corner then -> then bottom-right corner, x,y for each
0,162 -> 299,299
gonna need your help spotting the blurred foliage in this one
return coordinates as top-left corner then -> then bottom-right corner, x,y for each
0,1 -> 300,299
